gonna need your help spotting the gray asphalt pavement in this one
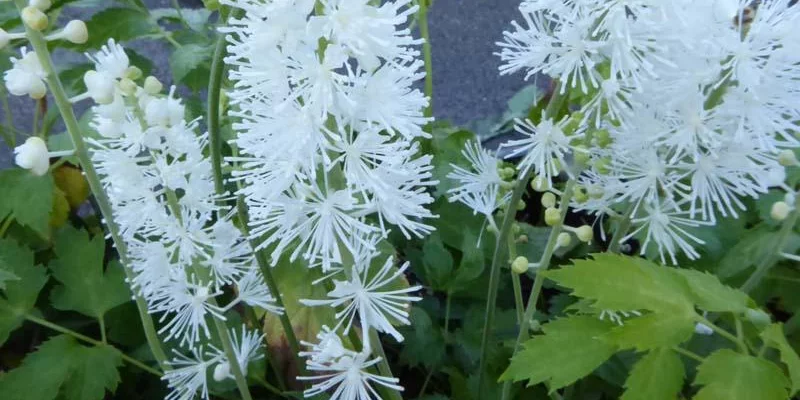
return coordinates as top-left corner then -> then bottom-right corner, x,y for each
0,0 -> 525,166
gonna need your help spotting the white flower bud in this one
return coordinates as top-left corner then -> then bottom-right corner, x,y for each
83,70 -> 115,104
22,6 -> 48,31
511,256 -> 529,274
62,20 -> 88,44
29,0 -> 51,11
544,207 -> 561,226
778,150 -> 798,167
771,201 -> 792,221
124,66 -> 142,80
575,225 -> 593,243
212,362 -> 231,382
530,175 -> 549,192
14,137 -> 50,176
541,192 -> 556,208
694,322 -> 713,335
143,76 -> 163,95
119,78 -> 137,96
556,232 -> 572,248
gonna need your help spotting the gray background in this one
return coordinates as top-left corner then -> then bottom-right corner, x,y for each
0,0 -> 526,166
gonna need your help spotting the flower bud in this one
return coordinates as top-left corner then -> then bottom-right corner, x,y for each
125,66 -> 143,80
83,70 -> 115,104
516,234 -> 528,244
500,180 -> 514,191
694,322 -> 713,336
212,362 -> 231,382
203,0 -> 220,11
564,112 -> 583,135
511,256 -> 529,274
530,175 -> 549,192
119,78 -> 137,96
575,225 -> 593,243
516,200 -> 526,211
511,223 -> 522,235
14,137 -> 50,176
61,20 -> 88,44
573,145 -> 590,166
745,308 -> 771,329
541,192 -> 556,208
778,150 -> 798,167
529,319 -> 542,332
143,76 -> 163,95
544,207 -> 561,226
556,232 -> 572,248
29,0 -> 51,11
499,167 -> 516,180
771,201 -> 792,221
22,6 -> 48,31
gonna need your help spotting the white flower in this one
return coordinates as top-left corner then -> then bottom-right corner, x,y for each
163,348 -> 221,400
14,137 -> 50,176
301,257 -> 421,342
501,115 -> 579,182
624,201 -> 712,264
447,140 -> 510,218
299,327 -> 404,400
152,280 -> 225,345
4,47 -> 46,99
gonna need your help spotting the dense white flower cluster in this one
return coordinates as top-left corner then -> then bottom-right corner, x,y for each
222,0 -> 432,397
492,0 -> 800,263
82,40 -> 278,399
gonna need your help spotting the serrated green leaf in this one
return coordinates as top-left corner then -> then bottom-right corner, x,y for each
0,335 -> 122,400
0,335 -> 75,400
421,233 -> 453,291
0,263 -> 19,290
0,169 -> 54,237
500,316 -> 617,390
169,43 -> 212,90
449,230 -> 485,293
761,323 -> 800,396
0,239 -> 48,345
62,345 -> 123,400
674,269 -> 750,313
399,307 -> 445,368
694,349 -> 789,400
48,226 -> 130,319
78,8 -> 159,50
605,313 -> 695,352
621,348 -> 684,400
544,254 -> 695,315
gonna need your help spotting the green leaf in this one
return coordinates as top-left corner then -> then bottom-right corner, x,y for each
449,230 -> 485,293
674,269 -> 750,313
0,239 -> 48,345
693,349 -> 790,400
500,316 -> 617,390
0,262 -> 19,291
605,313 -> 695,352
62,344 -> 123,400
544,254 -> 695,315
761,323 -> 800,396
421,233 -> 454,291
399,307 -> 445,368
49,226 -> 130,319
78,8 -> 159,50
169,43 -> 212,91
0,335 -> 122,400
621,348 -> 684,400
716,225 -> 800,279
0,169 -> 54,237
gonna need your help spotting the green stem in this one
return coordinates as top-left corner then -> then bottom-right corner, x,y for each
32,98 -> 40,137
741,195 -> 800,293
696,315 -> 748,353
734,316 -> 747,354
368,328 -> 403,400
0,216 -> 13,237
15,0 -> 171,372
0,86 -> 15,147
208,305 -> 255,400
418,0 -> 433,122
25,315 -> 162,376
477,167 -> 534,398
500,180 -> 577,400
207,24 -> 227,195
508,234 -> 524,324
253,375 -> 288,398
607,203 -> 634,254
235,198 -> 306,375
99,316 -> 107,344
672,346 -> 705,363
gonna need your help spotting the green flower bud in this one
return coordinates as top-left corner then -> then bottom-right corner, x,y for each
595,129 -> 612,148
564,112 -> 584,135
517,234 -> 528,244
573,145 -> 590,167
125,66 -> 143,80
778,150 -> 798,167
594,157 -> 611,175
574,186 -> 588,204
556,232 -> 572,248
530,175 -> 549,192
511,256 -> 529,274
144,76 -> 163,95
545,207 -> 561,226
576,225 -> 594,243
516,200 -> 526,211
119,78 -> 137,96
511,223 -> 522,235
499,167 -> 516,180
541,192 -> 557,208
22,6 -> 48,31
745,308 -> 771,329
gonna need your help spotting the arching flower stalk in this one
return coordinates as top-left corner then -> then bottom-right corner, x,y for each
222,0 -> 435,397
